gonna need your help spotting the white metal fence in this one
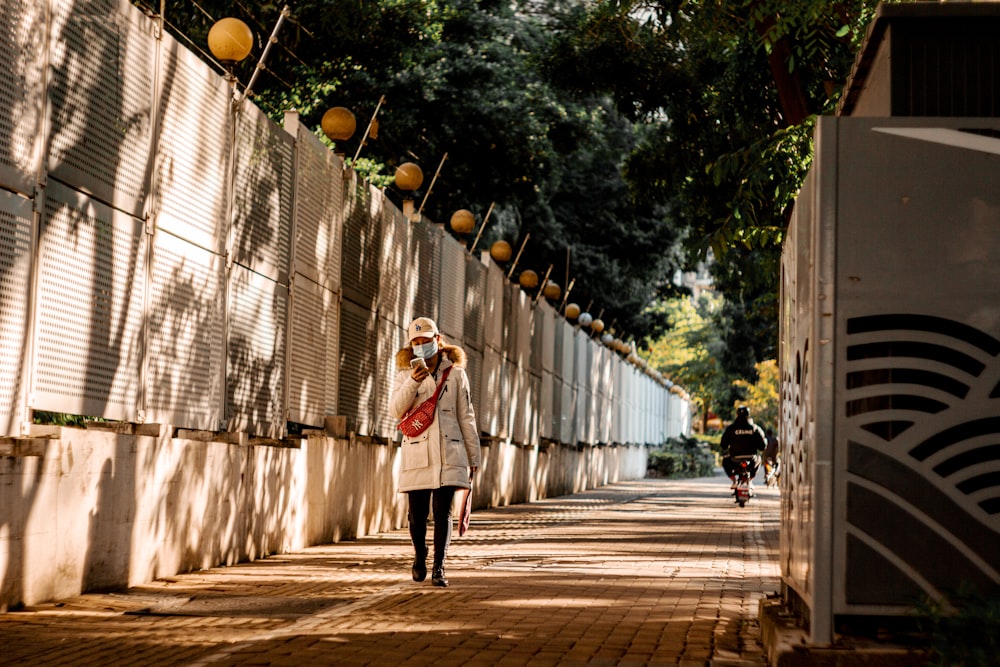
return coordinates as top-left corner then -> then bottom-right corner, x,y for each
0,0 -> 691,443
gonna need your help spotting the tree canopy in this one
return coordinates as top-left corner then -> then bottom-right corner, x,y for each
154,0 -> 885,391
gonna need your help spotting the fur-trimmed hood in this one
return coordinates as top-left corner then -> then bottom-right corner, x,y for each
395,343 -> 467,371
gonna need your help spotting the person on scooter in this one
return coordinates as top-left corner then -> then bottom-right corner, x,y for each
721,406 -> 767,489
763,428 -> 780,484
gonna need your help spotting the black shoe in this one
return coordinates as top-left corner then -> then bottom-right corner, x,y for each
412,550 -> 427,582
432,565 -> 448,587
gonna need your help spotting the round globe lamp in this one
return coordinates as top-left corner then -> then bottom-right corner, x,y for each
395,162 -> 424,191
490,240 -> 513,262
208,18 -> 253,65
518,269 -> 539,289
321,107 -> 356,142
543,281 -> 561,301
450,209 -> 475,235
591,318 -> 605,333
602,333 -> 614,345
565,303 -> 581,320
578,312 -> 593,327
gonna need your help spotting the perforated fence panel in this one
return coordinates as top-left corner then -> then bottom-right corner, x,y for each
540,301 -> 555,373
34,181 -> 145,421
337,298 -> 377,436
0,0 -> 44,196
512,290 -> 531,371
288,272 -> 338,427
560,320 -> 575,383
512,363 -> 537,445
480,345 -> 503,436
232,105 -> 293,283
47,0 -> 155,219
375,316 -> 403,438
463,254 -> 485,351
539,370 -> 554,440
483,259 -> 504,352
499,358 -> 514,440
597,348 -> 613,443
289,116 -> 343,292
529,304 -> 543,375
411,222 -> 438,323
465,345 -> 483,426
502,281 -> 517,362
340,176 -> 380,308
0,191 -> 33,435
145,229 -> 224,430
559,378 -> 574,444
226,264 -> 287,438
154,35 -> 230,254
438,234 -> 465,342
380,206 -> 411,327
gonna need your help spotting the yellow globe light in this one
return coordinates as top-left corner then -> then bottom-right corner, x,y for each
395,162 -> 424,191
591,318 -> 604,333
490,240 -> 513,262
518,269 -> 539,289
565,303 -> 581,319
208,17 -> 253,64
321,107 -> 356,142
450,209 -> 475,234
543,281 -> 561,301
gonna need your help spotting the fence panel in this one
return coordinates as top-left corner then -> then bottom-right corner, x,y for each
337,298 -> 378,436
380,206 -> 411,327
0,191 -> 34,434
482,258 -> 504,352
153,32 -> 231,254
33,181 -> 146,421
463,254 -> 486,351
438,234 -> 465,342
47,0 -> 155,219
287,114 -> 343,293
231,105 -> 293,283
410,221 -> 439,322
145,229 -> 225,430
225,264 -> 287,438
340,175 -> 380,309
0,0 -> 45,196
375,316 -> 405,438
287,273 -> 339,427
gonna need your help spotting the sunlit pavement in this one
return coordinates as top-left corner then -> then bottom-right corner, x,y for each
0,472 -> 779,666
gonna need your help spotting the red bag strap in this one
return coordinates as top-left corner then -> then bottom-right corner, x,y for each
430,366 -> 452,401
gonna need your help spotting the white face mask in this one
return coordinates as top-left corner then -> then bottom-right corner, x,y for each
412,339 -> 438,359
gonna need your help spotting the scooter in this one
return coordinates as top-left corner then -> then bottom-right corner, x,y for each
732,455 -> 756,507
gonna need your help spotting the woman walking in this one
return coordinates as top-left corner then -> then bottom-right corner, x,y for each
391,317 -> 481,587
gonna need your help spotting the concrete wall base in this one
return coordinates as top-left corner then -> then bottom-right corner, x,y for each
0,426 -> 647,610
758,598 -> 929,667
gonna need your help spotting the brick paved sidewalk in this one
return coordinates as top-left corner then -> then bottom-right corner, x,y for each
0,473 -> 779,666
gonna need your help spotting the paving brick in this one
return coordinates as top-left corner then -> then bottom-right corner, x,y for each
0,476 -> 779,666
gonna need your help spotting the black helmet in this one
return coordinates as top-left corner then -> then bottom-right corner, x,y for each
736,406 -> 750,418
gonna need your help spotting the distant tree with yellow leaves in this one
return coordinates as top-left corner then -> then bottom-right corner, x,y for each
732,359 -> 779,433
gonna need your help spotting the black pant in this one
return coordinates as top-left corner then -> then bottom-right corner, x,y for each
407,487 -> 457,566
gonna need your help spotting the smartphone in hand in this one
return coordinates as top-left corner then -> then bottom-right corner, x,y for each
410,357 -> 427,370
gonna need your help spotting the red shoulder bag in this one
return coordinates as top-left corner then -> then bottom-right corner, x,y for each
397,367 -> 452,438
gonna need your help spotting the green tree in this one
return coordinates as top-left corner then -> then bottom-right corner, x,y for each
157,0 -> 687,340
644,294 -> 729,432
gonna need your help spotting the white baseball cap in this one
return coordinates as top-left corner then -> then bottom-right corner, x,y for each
407,317 -> 440,342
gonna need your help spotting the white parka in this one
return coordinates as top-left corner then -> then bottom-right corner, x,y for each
390,343 -> 481,493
